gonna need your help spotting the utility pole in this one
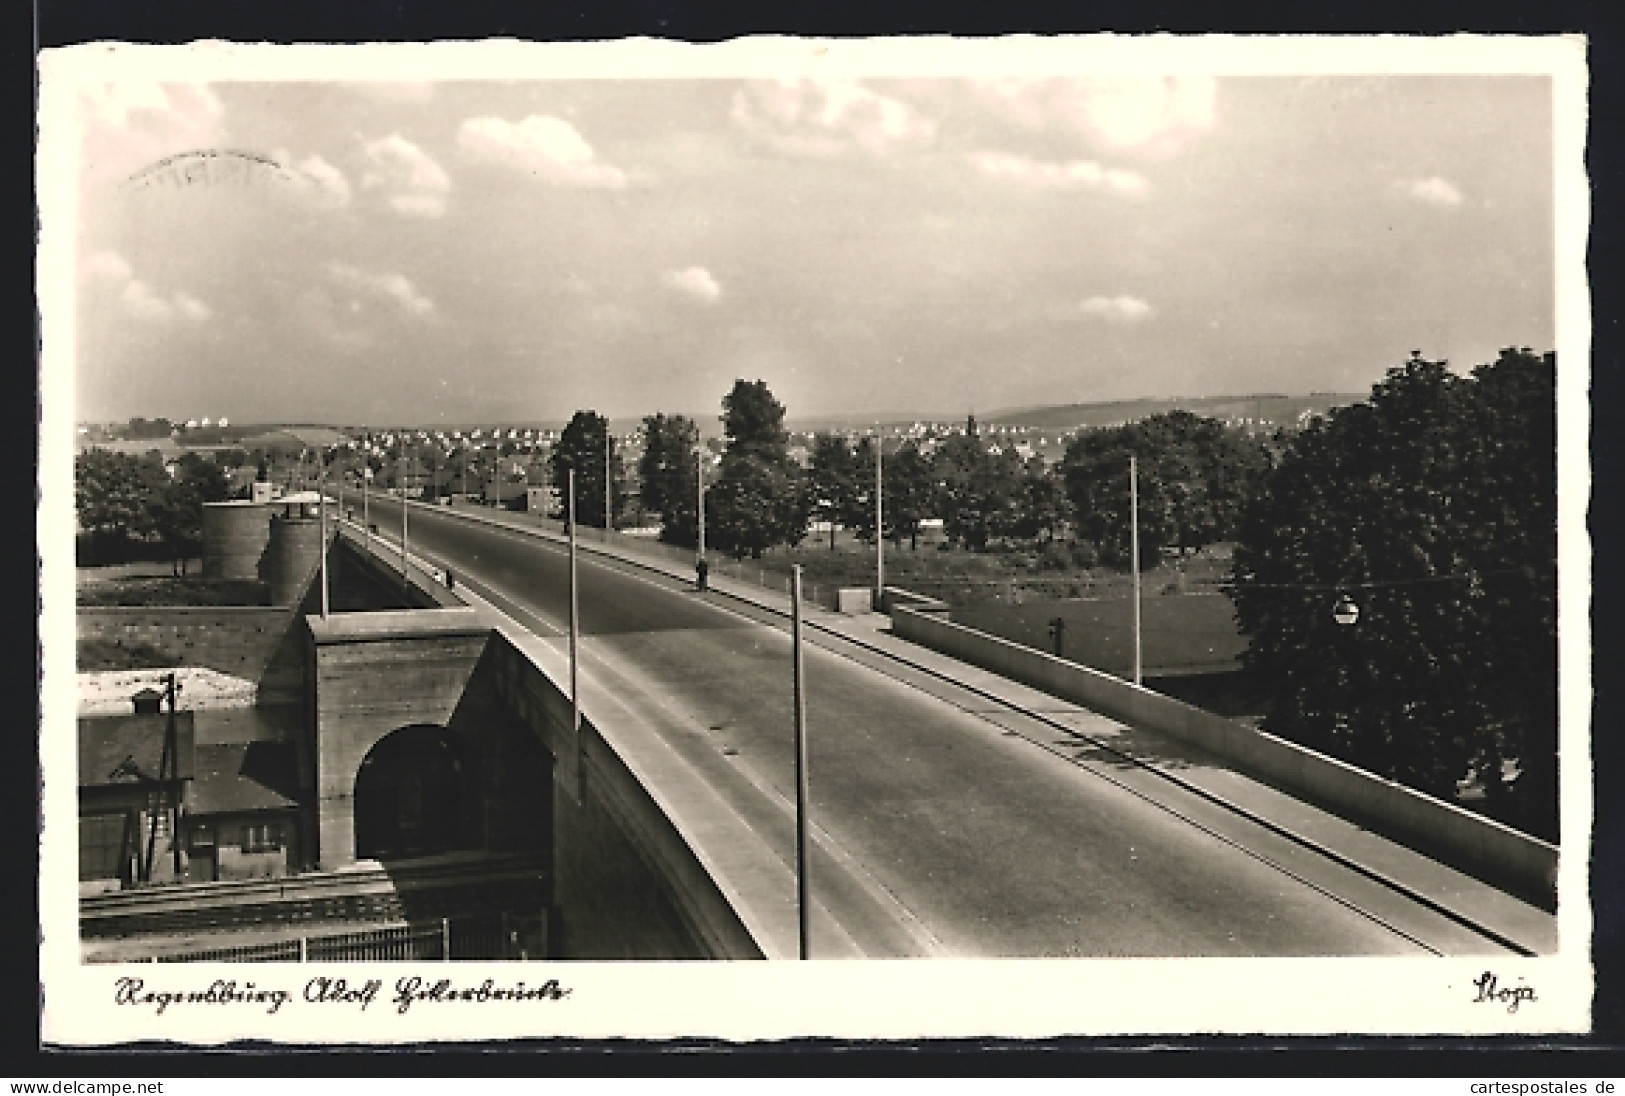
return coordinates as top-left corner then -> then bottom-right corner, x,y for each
362,466 -> 371,554
604,424 -> 614,532
791,564 -> 811,960
696,448 -> 706,564
167,672 -> 182,878
1130,454 -> 1142,687
401,458 -> 410,591
318,456 -> 330,619
143,672 -> 180,883
568,468 -> 581,794
874,436 -> 884,604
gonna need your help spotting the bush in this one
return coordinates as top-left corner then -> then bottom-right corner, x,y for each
1036,541 -> 1073,571
1069,540 -> 1100,569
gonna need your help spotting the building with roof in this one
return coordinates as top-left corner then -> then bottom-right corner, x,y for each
77,686 -> 303,891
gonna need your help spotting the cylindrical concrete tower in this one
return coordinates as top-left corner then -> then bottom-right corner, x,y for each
262,511 -> 328,606
202,501 -> 273,581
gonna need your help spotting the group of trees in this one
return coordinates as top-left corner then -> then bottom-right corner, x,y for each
803,411 -> 1267,565
1063,411 -> 1270,568
591,381 -> 1274,565
600,358 -> 1558,837
1229,349 -> 1557,838
75,449 -> 230,569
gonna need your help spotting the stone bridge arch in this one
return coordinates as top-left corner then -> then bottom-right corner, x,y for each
353,724 -> 482,861
308,609 -> 492,868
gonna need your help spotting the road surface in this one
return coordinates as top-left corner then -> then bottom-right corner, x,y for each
364,498 -> 1528,958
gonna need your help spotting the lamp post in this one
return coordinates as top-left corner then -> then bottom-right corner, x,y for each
696,448 -> 707,565
791,563 -> 811,960
568,468 -> 581,794
318,455 -> 329,619
401,457 -> 410,591
874,436 -> 884,605
1130,454 -> 1142,687
605,424 -> 614,532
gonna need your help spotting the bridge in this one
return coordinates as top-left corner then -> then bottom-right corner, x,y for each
336,495 -> 1558,960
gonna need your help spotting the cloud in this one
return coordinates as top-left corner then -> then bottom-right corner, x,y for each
968,150 -> 1147,195
119,278 -> 210,324
84,250 -> 133,281
78,82 -> 225,182
1402,176 -> 1464,206
976,77 -> 1217,158
663,266 -> 722,304
173,293 -> 211,323
361,133 -> 450,217
1078,295 -> 1155,323
297,154 -> 351,206
388,194 -> 447,218
86,249 -> 209,324
731,79 -> 936,157
325,261 -> 435,316
457,115 -> 629,189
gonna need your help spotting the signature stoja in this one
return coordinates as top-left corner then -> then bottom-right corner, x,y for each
1472,970 -> 1537,1014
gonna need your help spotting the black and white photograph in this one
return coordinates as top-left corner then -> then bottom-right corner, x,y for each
37,35 -> 1591,1043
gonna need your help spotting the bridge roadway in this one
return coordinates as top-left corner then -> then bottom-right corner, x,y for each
363,497 -> 1543,958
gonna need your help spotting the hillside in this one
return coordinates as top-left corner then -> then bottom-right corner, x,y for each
979,392 -> 1367,432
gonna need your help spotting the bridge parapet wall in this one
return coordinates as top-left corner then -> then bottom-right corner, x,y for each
891,605 -> 1558,909
486,634 -> 769,960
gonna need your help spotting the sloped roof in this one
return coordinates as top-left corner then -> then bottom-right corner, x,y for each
77,713 -> 195,787
188,742 -> 299,814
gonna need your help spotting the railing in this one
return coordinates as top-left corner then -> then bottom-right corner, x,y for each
146,915 -> 521,963
83,853 -> 553,940
424,504 -> 853,613
553,519 -> 849,612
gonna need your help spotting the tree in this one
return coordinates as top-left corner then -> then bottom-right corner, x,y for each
549,411 -> 621,528
1229,350 -> 1557,838
807,433 -> 859,549
639,413 -> 701,546
843,436 -> 881,544
151,456 -> 228,573
932,416 -> 1021,552
707,380 -> 809,558
124,417 -> 173,440
707,455 -> 810,559
721,379 -> 789,460
1061,411 -> 1266,568
882,441 -> 934,549
1012,456 -> 1070,544
76,449 -> 167,560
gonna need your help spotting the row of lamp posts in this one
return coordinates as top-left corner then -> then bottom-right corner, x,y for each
309,429 -> 1338,957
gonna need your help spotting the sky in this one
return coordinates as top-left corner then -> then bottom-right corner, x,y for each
67,71 -> 1556,426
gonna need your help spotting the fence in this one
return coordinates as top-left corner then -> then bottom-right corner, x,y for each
148,915 -> 521,963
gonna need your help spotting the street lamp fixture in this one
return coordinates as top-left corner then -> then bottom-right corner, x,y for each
1332,593 -> 1361,627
